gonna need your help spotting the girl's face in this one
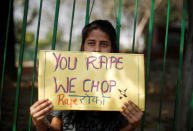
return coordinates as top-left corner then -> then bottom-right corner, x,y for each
83,29 -> 112,53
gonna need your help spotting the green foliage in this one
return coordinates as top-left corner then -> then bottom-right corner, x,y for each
14,20 -> 22,43
14,20 -> 35,46
46,30 -> 63,42
14,20 -> 35,45
37,30 -> 64,47
25,32 -> 35,45
38,39 -> 49,47
14,8 -> 38,46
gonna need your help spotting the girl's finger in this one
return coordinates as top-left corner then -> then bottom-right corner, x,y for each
128,100 -> 140,112
35,115 -> 46,121
122,106 -> 135,118
33,104 -> 53,118
124,102 -> 136,116
31,100 -> 52,115
128,101 -> 143,119
31,98 -> 48,109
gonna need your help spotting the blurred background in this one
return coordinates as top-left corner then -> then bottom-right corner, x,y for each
0,0 -> 192,131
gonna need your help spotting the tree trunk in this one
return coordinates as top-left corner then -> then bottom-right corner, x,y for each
135,0 -> 162,47
178,0 -> 193,130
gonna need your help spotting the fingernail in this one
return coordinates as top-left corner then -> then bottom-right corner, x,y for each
122,106 -> 125,109
124,102 -> 128,106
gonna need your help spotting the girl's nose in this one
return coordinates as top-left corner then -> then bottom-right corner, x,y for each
94,43 -> 101,52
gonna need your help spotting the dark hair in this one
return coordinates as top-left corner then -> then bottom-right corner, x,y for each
81,20 -> 118,53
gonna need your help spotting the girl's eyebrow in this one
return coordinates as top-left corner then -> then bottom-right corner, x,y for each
87,39 -> 109,43
100,40 -> 108,42
87,39 -> 95,41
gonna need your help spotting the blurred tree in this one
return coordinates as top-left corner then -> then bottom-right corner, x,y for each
14,20 -> 35,46
46,30 -> 63,43
127,0 -> 183,45
101,0 -> 184,48
27,8 -> 38,26
14,8 -> 37,46
25,32 -> 35,45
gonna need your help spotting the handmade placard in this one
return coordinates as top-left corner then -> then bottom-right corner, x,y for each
38,50 -> 145,111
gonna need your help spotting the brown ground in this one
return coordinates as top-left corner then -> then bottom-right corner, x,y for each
0,59 -> 178,131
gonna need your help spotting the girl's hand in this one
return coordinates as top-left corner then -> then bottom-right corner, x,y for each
30,98 -> 53,129
121,100 -> 143,130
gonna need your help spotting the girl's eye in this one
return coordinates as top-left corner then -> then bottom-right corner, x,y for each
88,41 -> 95,46
100,42 -> 108,47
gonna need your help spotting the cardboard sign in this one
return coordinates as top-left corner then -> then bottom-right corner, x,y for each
38,50 -> 145,111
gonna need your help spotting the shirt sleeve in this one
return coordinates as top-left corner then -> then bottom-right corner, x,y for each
51,110 -> 62,118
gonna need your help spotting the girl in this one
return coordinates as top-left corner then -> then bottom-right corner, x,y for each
30,20 -> 143,131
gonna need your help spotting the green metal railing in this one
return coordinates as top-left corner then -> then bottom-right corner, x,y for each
0,0 -> 192,130
52,0 -> 60,50
85,0 -> 95,26
157,0 -> 170,130
28,0 -> 43,130
132,0 -> 138,53
141,0 -> 155,130
68,0 -> 76,51
173,0 -> 187,130
13,0 -> 29,130
113,0 -> 122,51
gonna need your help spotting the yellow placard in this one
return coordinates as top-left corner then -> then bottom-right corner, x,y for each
38,50 -> 145,111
